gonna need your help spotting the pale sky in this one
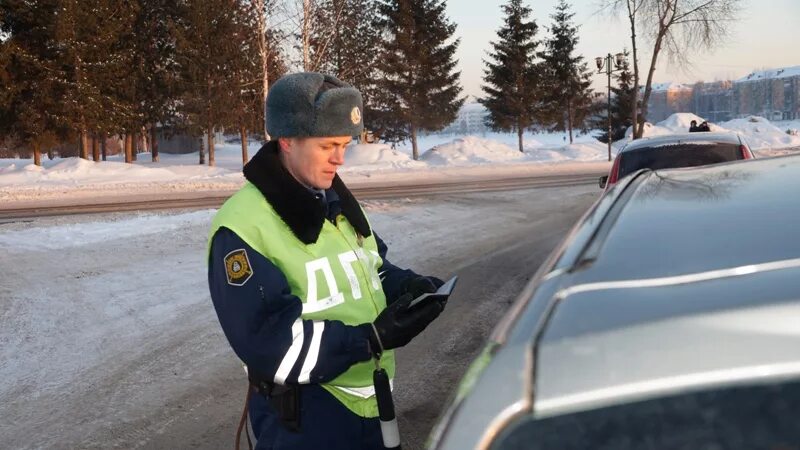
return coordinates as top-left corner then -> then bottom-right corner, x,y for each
447,0 -> 800,100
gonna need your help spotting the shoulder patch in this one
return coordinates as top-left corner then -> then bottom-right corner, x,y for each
224,249 -> 253,286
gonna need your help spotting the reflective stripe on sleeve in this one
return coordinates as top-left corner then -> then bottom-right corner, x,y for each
298,321 -> 325,383
274,319 -> 305,384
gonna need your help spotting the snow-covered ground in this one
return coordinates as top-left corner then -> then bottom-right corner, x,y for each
1,115 -> 799,206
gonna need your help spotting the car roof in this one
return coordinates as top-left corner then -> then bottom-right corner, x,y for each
534,154 -> 800,415
582,154 -> 800,281
620,132 -> 742,153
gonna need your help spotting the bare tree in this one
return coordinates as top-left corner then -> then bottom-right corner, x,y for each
307,0 -> 347,72
599,0 -> 741,138
247,0 -> 271,139
625,0 -> 643,138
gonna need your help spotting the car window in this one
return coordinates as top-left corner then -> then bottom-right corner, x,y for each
618,143 -> 743,179
493,379 -> 800,450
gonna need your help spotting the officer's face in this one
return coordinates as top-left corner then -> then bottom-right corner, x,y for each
279,136 -> 351,189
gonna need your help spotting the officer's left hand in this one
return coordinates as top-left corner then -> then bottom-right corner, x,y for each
404,276 -> 444,297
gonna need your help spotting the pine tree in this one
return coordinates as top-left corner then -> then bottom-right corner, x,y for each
0,0 -> 65,165
51,0 -> 141,159
375,0 -> 464,160
309,0 -> 382,143
130,0 -> 182,163
174,0 -> 246,166
541,0 -> 594,144
225,0 -> 287,165
479,0 -> 544,153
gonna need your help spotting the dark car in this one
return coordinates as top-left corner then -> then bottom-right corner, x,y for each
429,155 -> 800,450
600,132 -> 755,189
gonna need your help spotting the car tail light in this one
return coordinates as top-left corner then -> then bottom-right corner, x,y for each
739,144 -> 754,159
607,155 -> 621,186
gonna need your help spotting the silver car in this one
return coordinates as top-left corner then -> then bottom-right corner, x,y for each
429,154 -> 800,449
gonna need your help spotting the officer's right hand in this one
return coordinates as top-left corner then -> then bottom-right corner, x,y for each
366,292 -> 443,356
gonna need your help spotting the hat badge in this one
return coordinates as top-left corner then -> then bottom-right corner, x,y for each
350,106 -> 362,125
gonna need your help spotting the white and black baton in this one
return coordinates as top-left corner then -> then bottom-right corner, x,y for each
374,359 -> 401,449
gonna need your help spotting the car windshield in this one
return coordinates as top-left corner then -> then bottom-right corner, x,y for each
618,142 -> 743,179
492,379 -> 800,449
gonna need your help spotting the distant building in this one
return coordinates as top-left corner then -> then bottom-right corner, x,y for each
645,65 -> 800,123
439,102 -> 489,135
645,82 -> 694,123
733,66 -> 800,121
693,80 -> 734,122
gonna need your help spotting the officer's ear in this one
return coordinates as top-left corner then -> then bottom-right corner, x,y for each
277,137 -> 293,154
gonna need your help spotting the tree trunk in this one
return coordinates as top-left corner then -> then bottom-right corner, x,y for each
411,126 -> 419,161
207,128 -> 216,167
567,101 -> 574,144
636,27 -> 668,139
628,0 -> 641,139
517,122 -> 523,153
131,131 -> 138,161
252,0 -> 270,140
101,133 -> 107,161
124,133 -> 133,163
92,135 -> 100,161
80,130 -> 89,159
240,126 -> 249,165
303,0 -> 311,70
199,135 -> 206,165
151,125 -> 159,162
47,148 -> 54,160
33,141 -> 42,166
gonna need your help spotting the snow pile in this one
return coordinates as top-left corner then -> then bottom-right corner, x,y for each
557,142 -> 615,160
625,113 -> 800,151
0,156 -> 243,188
342,143 -> 423,170
421,136 -> 526,165
718,116 -> 800,150
629,112 -> 711,138
657,113 -> 709,132
525,141 -> 614,162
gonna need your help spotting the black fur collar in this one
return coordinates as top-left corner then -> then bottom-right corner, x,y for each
243,141 -> 371,245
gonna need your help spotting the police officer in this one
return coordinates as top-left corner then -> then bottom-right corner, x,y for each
207,72 -> 446,449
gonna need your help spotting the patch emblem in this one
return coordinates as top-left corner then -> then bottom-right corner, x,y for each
225,249 -> 253,286
350,106 -> 362,125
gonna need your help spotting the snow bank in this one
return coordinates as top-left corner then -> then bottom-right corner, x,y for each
718,116 -> 800,150
342,143 -> 424,170
421,136 -> 527,165
0,156 -> 241,189
657,113 -> 708,132
3,114 -> 798,205
624,113 -> 800,151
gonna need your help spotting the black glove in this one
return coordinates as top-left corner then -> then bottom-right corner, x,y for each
365,291 -> 444,357
402,275 -> 445,299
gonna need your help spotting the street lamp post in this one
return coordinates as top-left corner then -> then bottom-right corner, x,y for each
595,52 -> 625,162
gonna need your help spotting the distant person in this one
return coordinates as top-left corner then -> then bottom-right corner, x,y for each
689,120 -> 699,132
207,72 -> 447,449
699,121 -> 711,132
